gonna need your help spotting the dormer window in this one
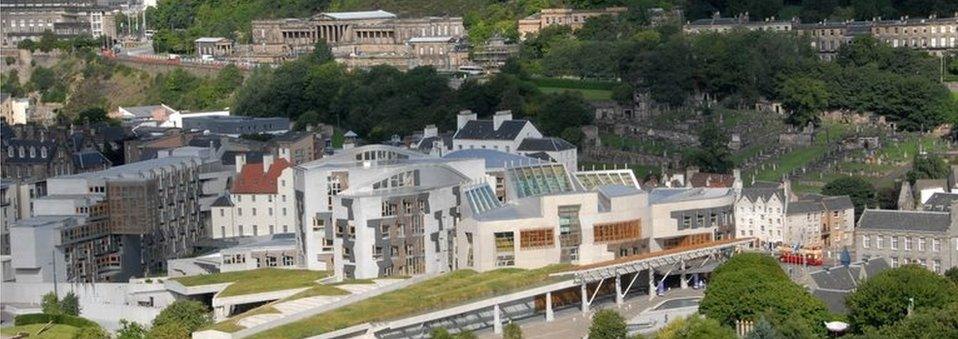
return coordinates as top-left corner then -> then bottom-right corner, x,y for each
18,146 -> 24,158
29,147 -> 35,158
7,147 -> 11,157
40,146 -> 47,158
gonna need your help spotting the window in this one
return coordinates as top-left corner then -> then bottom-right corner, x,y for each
220,209 -> 224,217
520,229 -> 554,249
933,260 -> 941,273
891,257 -> 898,267
494,232 -> 515,266
268,208 -> 273,216
238,225 -> 244,235
876,236 -> 883,249
283,255 -> 294,266
918,238 -> 925,252
238,208 -> 243,216
891,236 -> 898,250
594,220 -> 641,243
269,225 -> 274,234
862,235 -> 869,248
933,238 -> 941,252
558,206 -> 580,236
252,208 -> 257,216
253,225 -> 259,236
904,237 -> 910,251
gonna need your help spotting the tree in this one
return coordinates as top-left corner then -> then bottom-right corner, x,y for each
310,40 -> 333,65
42,292 -> 61,315
879,302 -> 958,339
151,300 -> 212,333
561,127 -> 584,147
59,291 -> 80,316
653,315 -> 736,339
821,177 -> 875,216
75,107 -> 111,125
38,30 -> 60,53
589,309 -> 628,339
780,77 -> 829,127
744,316 -> 775,339
147,322 -> 190,339
117,319 -> 149,339
17,39 -> 36,52
845,265 -> 958,332
503,322 -> 522,339
906,154 -> 949,184
684,121 -> 734,174
946,267 -> 958,285
536,92 -> 593,137
29,66 -> 57,92
74,326 -> 109,339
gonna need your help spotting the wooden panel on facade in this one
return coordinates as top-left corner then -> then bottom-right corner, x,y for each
593,219 -> 641,243
520,228 -> 555,249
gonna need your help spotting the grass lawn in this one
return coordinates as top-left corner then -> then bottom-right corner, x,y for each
172,268 -> 331,297
1,324 -> 80,338
247,265 -> 571,338
538,87 -> 612,101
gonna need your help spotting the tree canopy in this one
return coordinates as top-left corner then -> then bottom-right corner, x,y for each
653,315 -> 736,339
151,300 -> 213,333
845,265 -> 958,332
821,176 -> 876,216
906,154 -> 950,184
589,309 -> 628,339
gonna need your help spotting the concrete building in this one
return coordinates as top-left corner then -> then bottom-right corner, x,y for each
9,152 -> 227,282
648,187 -> 737,249
452,110 -> 577,171
0,94 -> 31,125
182,115 -> 290,137
734,182 -> 789,248
518,7 -> 627,39
168,233 -> 301,276
211,154 -> 296,239
250,10 -> 468,70
295,145 -> 486,279
856,208 -> 958,273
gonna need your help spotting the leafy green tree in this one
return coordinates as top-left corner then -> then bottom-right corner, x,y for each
589,309 -> 628,339
906,154 -> 950,184
780,77 -> 829,127
503,322 -> 522,339
846,265 -> 958,332
41,292 -> 61,315
117,319 -> 149,339
879,302 -> 958,339
744,316 -> 775,339
821,176 -> 875,216
684,121 -> 734,174
29,66 -> 57,92
945,267 -> 958,285
147,322 -> 189,339
536,92 -> 592,137
653,315 -> 736,339
151,299 -> 212,333
75,107 -> 110,125
561,127 -> 584,147
1,70 -> 24,97
38,30 -> 59,53
310,40 -> 334,65
611,83 -> 633,105
59,291 -> 80,316
17,39 -> 36,52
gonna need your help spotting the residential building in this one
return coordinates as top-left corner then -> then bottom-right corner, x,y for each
914,179 -> 947,205
182,116 -> 291,137
211,154 -> 296,239
735,182 -> 789,248
856,208 -> 958,273
806,258 -> 891,314
518,7 -> 627,39
0,0 -> 119,48
250,10 -> 468,70
784,195 -> 855,259
451,110 -> 577,171
923,192 -> 958,212
268,131 -> 316,165
413,124 -> 454,157
683,13 -> 794,34
0,94 -> 30,125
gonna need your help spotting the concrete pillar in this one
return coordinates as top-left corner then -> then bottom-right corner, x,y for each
680,260 -> 688,289
615,274 -> 624,306
545,292 -> 554,322
581,283 -> 589,313
648,269 -> 655,301
493,304 -> 502,334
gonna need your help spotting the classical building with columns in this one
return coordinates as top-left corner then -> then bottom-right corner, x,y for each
250,10 -> 468,70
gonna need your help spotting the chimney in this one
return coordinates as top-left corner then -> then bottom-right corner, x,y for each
235,154 -> 246,173
493,110 -> 512,130
457,110 -> 477,130
423,124 -> 438,138
263,154 -> 274,173
732,169 -> 743,192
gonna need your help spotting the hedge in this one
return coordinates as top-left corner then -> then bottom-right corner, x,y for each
14,313 -> 99,328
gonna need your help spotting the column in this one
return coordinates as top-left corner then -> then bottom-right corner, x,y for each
493,304 -> 502,334
648,269 -> 655,301
680,260 -> 688,289
545,292 -> 554,322
581,283 -> 589,313
615,274 -> 624,306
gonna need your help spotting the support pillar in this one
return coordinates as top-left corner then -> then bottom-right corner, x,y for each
615,274 -> 623,306
493,304 -> 502,334
648,269 -> 655,301
680,260 -> 688,289
545,292 -> 554,322
581,283 -> 589,313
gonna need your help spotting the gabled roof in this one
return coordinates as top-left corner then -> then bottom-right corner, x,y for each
857,209 -> 951,233
822,196 -> 854,211
740,186 -> 784,203
453,120 -> 530,140
688,172 -> 735,188
517,137 -> 575,152
787,201 -> 824,214
232,158 -> 292,194
211,195 -> 233,207
914,179 -> 947,192
73,150 -> 111,170
922,192 -> 958,212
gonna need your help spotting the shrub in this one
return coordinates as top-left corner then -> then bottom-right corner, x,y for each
152,300 -> 213,332
589,309 -> 628,339
14,313 -> 99,328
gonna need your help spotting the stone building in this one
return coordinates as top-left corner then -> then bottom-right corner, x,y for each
517,7 -> 627,39
211,154 -> 296,239
0,0 -> 119,48
470,36 -> 520,72
784,195 -> 855,259
194,37 -> 234,57
683,13 -> 794,34
735,182 -> 789,249
250,10 -> 467,70
856,208 -> 958,273
452,110 -> 578,171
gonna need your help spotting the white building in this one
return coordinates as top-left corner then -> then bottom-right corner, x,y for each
211,154 -> 296,239
9,216 -> 73,283
0,94 -> 30,125
451,110 -> 577,171
735,182 -> 789,248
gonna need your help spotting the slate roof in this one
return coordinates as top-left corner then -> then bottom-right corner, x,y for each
811,266 -> 858,291
740,186 -> 784,202
232,158 -> 291,194
923,192 -> 958,212
222,151 -> 265,166
453,120 -> 530,140
2,139 -> 58,164
807,258 -> 891,314
417,132 -> 454,153
688,172 -> 735,188
857,209 -> 951,233
788,201 -> 824,214
517,137 -> 575,152
72,150 -> 111,170
524,151 -> 554,162
813,289 -> 849,314
822,196 -> 854,211
914,179 -> 947,192
211,195 -> 233,207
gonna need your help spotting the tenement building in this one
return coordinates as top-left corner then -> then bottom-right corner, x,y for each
250,10 -> 468,70
211,154 -> 296,239
0,0 -> 118,48
9,152 -> 226,282
784,195 -> 855,259
856,208 -> 958,273
735,182 -> 789,249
